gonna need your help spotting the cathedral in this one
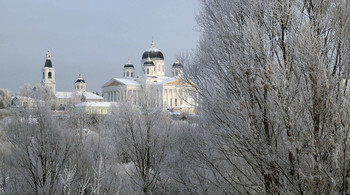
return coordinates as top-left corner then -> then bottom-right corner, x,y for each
101,40 -> 195,112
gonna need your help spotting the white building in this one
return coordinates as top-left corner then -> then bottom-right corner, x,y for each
101,40 -> 195,111
41,51 -> 56,93
40,51 -> 103,109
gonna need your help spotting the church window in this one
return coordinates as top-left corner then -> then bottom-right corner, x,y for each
147,68 -> 149,74
48,72 -> 52,79
127,71 -> 129,77
124,72 -> 125,77
131,72 -> 133,77
175,98 -> 177,106
43,72 -> 45,79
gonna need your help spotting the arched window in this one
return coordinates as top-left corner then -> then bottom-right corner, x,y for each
124,72 -> 125,77
147,68 -> 149,75
131,72 -> 133,77
43,72 -> 45,79
48,72 -> 52,79
127,71 -> 129,77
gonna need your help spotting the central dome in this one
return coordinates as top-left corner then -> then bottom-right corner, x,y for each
142,39 -> 164,59
142,50 -> 164,59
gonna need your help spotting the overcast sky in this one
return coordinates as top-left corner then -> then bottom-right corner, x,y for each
0,0 -> 200,93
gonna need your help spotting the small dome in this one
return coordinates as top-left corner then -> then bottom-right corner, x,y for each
124,63 -> 134,68
75,79 -> 85,83
75,73 -> 85,83
172,60 -> 183,68
144,60 -> 155,66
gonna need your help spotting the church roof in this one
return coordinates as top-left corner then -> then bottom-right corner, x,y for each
142,50 -> 164,59
155,77 -> 177,85
55,91 -> 103,100
75,102 -> 117,108
124,64 -> 134,68
172,60 -> 183,68
101,78 -> 140,88
75,79 -> 85,83
142,39 -> 164,59
143,60 -> 155,66
44,59 -> 52,67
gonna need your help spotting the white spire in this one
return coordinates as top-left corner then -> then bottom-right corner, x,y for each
46,50 -> 51,60
78,73 -> 83,80
128,56 -> 131,64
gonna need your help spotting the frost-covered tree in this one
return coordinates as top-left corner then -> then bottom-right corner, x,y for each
0,88 -> 12,109
108,86 -> 172,194
3,104 -> 74,194
184,0 -> 350,194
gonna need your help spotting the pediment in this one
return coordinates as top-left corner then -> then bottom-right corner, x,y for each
107,80 -> 123,87
164,79 -> 189,86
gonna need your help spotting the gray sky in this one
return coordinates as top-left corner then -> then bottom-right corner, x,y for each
0,0 -> 200,93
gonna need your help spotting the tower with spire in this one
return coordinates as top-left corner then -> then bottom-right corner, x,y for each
41,50 -> 56,93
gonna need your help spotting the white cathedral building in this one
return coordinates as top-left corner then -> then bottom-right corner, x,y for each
101,40 -> 195,112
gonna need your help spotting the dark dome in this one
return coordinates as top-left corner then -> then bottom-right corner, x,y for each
75,79 -> 85,83
124,64 -> 134,68
172,61 -> 183,68
44,59 -> 52,67
142,50 -> 164,59
144,60 -> 155,66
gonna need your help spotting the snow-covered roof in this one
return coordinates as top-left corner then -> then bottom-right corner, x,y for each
75,102 -> 117,108
55,91 -> 103,100
114,78 -> 140,85
102,78 -> 141,88
156,77 -> 177,85
55,92 -> 73,99
11,96 -> 33,100
82,92 -> 103,100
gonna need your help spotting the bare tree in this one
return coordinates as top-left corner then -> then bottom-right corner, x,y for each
3,104 -> 74,194
18,83 -> 33,97
110,86 -> 172,194
0,88 -> 12,109
183,0 -> 350,194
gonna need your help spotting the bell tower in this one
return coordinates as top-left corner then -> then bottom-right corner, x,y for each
41,50 -> 56,93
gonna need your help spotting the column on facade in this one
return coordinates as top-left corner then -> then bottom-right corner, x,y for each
165,89 -> 168,108
170,89 -> 172,107
160,89 -> 163,109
